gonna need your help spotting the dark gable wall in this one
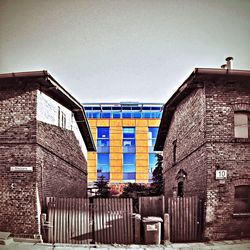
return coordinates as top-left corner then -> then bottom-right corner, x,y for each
163,87 -> 207,198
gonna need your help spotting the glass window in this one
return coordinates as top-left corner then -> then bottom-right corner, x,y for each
122,112 -> 132,118
123,153 -> 136,182
142,112 -> 151,118
234,113 -> 249,138
234,185 -> 250,213
97,127 -> 109,152
148,153 -> 157,182
93,112 -> 101,118
112,112 -> 121,118
97,153 -> 110,180
133,112 -> 141,118
123,127 -> 135,152
148,127 -> 158,152
101,112 -> 111,118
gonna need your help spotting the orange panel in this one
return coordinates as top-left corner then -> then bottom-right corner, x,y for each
96,119 -> 110,126
136,139 -> 148,147
110,146 -> 122,153
110,159 -> 122,168
136,153 -> 148,160
122,119 -> 136,126
110,119 -> 123,127
110,153 -> 122,160
148,119 -> 160,126
136,159 -> 148,167
136,119 -> 148,127
136,146 -> 148,153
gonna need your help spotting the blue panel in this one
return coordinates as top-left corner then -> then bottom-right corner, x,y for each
112,112 -> 121,118
97,154 -> 110,172
93,112 -> 101,118
102,112 -> 111,118
133,112 -> 141,118
142,112 -> 151,118
123,172 -> 136,181
148,153 -> 156,166
151,107 -> 161,110
123,127 -> 135,138
97,127 -> 109,138
97,172 -> 110,180
148,127 -> 158,139
122,112 -> 131,118
123,153 -> 135,164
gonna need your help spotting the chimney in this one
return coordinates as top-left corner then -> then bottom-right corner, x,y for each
225,56 -> 233,69
221,64 -> 227,69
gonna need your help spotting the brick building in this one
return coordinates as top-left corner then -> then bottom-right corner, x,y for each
0,71 -> 95,238
155,67 -> 250,240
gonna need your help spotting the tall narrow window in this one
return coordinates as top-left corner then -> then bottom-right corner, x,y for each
148,153 -> 157,182
122,127 -> 136,182
97,154 -> 110,180
122,153 -> 136,182
234,113 -> 249,138
123,127 -> 135,153
97,127 -> 110,153
173,140 -> 177,165
148,127 -> 158,152
177,181 -> 184,197
234,185 -> 250,213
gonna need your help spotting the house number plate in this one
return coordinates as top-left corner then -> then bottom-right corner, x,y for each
215,170 -> 227,180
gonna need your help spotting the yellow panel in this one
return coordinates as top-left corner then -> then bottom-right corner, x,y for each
122,119 -> 136,126
136,173 -> 148,182
110,159 -> 122,167
87,153 -> 96,160
110,166 -> 122,173
88,172 -> 97,181
110,172 -> 122,182
110,140 -> 122,147
88,159 -> 96,167
136,159 -> 148,167
136,146 -> 148,153
110,133 -> 122,140
110,146 -> 122,153
136,119 -> 148,126
97,119 -> 110,126
88,120 -> 97,126
136,153 -> 148,160
136,139 -> 148,147
148,119 -> 161,126
110,153 -> 123,160
110,119 -> 122,127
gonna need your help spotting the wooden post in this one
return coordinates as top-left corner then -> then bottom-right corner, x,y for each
163,213 -> 170,243
133,213 -> 141,244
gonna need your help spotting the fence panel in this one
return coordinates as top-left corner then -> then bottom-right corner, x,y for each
139,195 -> 165,218
47,197 -> 91,244
93,198 -> 134,244
167,196 -> 203,242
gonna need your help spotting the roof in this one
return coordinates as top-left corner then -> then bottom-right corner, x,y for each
154,68 -> 250,151
0,70 -> 96,151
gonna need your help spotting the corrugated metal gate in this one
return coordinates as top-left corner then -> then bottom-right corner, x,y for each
167,196 -> 203,242
45,197 -> 134,244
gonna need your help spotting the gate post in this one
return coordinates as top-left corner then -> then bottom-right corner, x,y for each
133,213 -> 141,244
163,213 -> 170,243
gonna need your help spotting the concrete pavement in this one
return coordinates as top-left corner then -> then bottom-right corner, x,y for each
1,239 -> 250,250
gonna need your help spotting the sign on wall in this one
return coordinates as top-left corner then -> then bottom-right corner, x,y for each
10,166 -> 33,172
215,170 -> 227,180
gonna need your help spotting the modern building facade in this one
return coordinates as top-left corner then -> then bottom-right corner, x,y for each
155,66 -> 250,240
83,102 -> 163,188
0,71 -> 95,238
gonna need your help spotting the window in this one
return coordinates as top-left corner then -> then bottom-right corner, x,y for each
234,185 -> 250,213
97,154 -> 110,180
177,181 -> 184,197
122,153 -> 136,182
173,140 -> 177,165
97,127 -> 109,153
123,127 -> 135,152
148,127 -> 158,152
58,107 -> 66,129
148,153 -> 157,182
234,113 -> 249,138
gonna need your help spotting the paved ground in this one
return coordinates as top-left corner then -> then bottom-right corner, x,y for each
1,240 -> 250,250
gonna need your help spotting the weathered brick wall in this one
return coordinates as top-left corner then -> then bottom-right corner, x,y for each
204,81 -> 250,240
0,83 -> 39,236
163,79 -> 250,241
163,87 -> 207,198
0,82 -> 88,237
36,121 -> 88,207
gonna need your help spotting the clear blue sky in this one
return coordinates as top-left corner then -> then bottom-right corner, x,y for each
0,0 -> 249,103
